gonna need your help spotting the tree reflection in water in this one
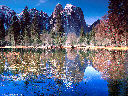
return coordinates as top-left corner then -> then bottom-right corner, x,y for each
87,49 -> 128,96
0,48 -> 127,95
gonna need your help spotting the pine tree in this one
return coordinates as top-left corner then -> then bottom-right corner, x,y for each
80,26 -> 85,37
56,11 -> 64,37
12,14 -> 21,45
20,6 -> 31,46
56,11 -> 65,46
30,14 -> 41,46
86,32 -> 90,45
0,14 -> 5,46
23,28 -> 30,46
7,24 -> 15,46
79,26 -> 85,46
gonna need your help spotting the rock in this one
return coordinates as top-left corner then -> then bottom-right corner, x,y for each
87,19 -> 100,32
63,4 -> 86,36
49,3 -> 64,33
49,4 -> 87,36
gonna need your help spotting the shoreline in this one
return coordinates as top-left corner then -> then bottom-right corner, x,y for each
0,45 -> 128,50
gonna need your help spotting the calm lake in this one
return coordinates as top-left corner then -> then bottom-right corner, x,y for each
0,48 -> 127,96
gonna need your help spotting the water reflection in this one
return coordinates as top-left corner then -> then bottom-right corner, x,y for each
0,49 -> 127,95
87,49 -> 128,96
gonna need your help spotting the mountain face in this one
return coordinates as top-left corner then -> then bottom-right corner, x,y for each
49,3 -> 64,33
87,19 -> 100,32
49,4 -> 87,36
63,4 -> 86,36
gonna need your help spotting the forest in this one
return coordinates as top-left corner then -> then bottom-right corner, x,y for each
0,0 -> 127,48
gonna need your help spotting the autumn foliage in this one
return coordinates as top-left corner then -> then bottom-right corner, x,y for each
92,0 -> 128,47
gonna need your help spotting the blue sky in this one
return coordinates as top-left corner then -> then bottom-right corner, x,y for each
0,0 -> 109,25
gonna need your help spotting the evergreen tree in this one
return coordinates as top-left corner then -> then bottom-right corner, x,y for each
79,26 -> 85,45
56,11 -> 64,37
90,27 -> 96,46
0,12 -> 5,45
23,28 -> 30,46
80,26 -> 85,37
86,32 -> 90,45
54,11 -> 65,46
20,6 -> 31,45
11,14 -> 21,45
30,14 -> 41,46
7,24 -> 15,46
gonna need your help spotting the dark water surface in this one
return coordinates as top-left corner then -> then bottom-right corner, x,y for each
0,49 -> 127,96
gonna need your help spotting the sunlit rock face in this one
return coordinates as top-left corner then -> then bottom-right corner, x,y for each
63,4 -> 86,36
52,3 -> 63,18
49,3 -> 64,33
49,4 -> 87,36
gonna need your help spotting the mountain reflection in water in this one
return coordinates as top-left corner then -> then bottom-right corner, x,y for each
0,49 -> 127,96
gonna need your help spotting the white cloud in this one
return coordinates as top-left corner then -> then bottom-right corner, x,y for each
36,0 -> 47,6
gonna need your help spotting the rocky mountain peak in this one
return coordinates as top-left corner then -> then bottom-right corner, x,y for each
53,3 -> 63,18
63,4 -> 75,15
56,3 -> 62,6
49,3 -> 87,36
65,4 -> 73,9
63,4 -> 86,36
